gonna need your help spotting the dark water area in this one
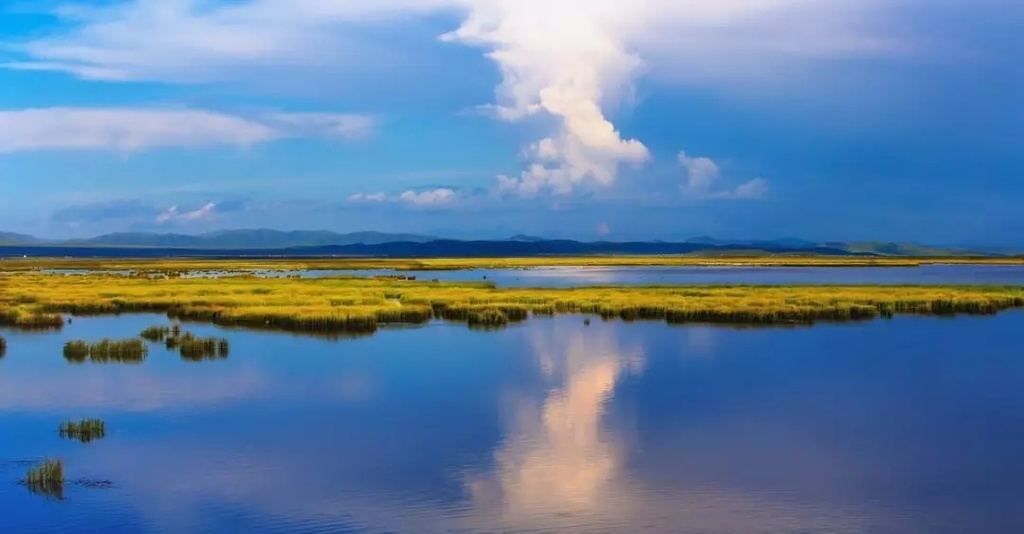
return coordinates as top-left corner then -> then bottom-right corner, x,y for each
2,313 -> 1024,533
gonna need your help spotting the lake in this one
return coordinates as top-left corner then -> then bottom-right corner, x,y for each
2,312 -> 1023,533
321,264 -> 1024,287
41,263 -> 1024,287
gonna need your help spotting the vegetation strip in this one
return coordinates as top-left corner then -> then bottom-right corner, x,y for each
2,255 -> 1024,273
2,273 -> 1022,336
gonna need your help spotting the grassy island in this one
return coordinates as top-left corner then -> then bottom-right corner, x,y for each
1,271 -> 1022,336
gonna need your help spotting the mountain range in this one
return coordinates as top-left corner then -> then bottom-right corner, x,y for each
0,229 -> 1013,258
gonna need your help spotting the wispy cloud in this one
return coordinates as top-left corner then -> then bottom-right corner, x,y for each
348,188 -> 458,207
678,152 -> 768,200
0,107 -> 374,153
155,202 -> 217,224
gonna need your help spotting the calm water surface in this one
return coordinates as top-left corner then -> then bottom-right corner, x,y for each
41,264 -> 1024,287
2,313 -> 1024,533
324,264 -> 1024,286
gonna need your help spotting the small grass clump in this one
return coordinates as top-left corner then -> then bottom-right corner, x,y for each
59,419 -> 106,443
25,459 -> 64,499
177,335 -> 230,361
140,325 -> 172,342
63,338 -> 147,364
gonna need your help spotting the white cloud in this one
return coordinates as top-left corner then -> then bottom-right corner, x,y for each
0,107 -> 375,153
678,151 -> 768,200
4,1 -> 914,190
400,188 -> 456,205
346,188 -> 458,206
155,202 -> 216,224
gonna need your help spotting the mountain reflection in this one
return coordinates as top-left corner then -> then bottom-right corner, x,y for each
466,326 -> 645,520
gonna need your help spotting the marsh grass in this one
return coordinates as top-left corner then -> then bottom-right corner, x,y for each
64,339 -> 147,364
178,336 -> 230,361
59,419 -> 106,443
25,459 -> 63,500
0,308 -> 63,330
140,325 -> 171,342
5,271 -> 1024,336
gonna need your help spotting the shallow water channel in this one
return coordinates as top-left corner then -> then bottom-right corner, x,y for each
2,311 -> 1023,533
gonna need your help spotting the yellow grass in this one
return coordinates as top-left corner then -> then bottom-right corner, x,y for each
1,271 -> 1022,335
2,255 -> 1024,273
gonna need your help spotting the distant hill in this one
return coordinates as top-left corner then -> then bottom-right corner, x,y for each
0,231 -> 43,246
0,229 -> 1015,257
0,240 -> 862,259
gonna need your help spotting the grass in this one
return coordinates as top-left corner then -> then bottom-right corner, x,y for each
59,419 -> 106,443
140,325 -> 172,342
0,308 -> 63,330
63,338 -> 148,364
1,271 -> 1023,337
156,328 -> 230,360
2,255 -> 1024,274
178,336 -> 230,361
25,459 -> 64,499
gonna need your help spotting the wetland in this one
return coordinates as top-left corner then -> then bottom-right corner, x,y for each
2,260 -> 1023,533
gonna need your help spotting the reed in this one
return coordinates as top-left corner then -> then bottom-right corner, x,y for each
467,308 -> 510,328
59,419 -> 106,443
4,271 -> 1024,337
178,336 -> 230,361
0,335 -> 6,358
25,459 -> 64,499
0,308 -> 64,330
140,325 -> 172,342
63,338 -> 147,364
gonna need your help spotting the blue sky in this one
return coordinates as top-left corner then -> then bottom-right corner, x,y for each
0,0 -> 1021,244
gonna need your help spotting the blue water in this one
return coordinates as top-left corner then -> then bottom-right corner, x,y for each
42,264 -> 1024,287
2,313 -> 1024,533
273,264 -> 1024,286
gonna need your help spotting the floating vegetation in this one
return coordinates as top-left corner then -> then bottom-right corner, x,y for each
63,338 -> 147,364
140,325 -> 172,342
25,459 -> 64,500
59,419 -> 106,443
177,336 -> 230,362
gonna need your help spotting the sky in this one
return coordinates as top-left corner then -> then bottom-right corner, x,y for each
0,0 -> 1021,244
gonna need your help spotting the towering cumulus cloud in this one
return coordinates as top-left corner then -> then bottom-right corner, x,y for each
438,0 -> 898,195
443,1 -> 650,195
